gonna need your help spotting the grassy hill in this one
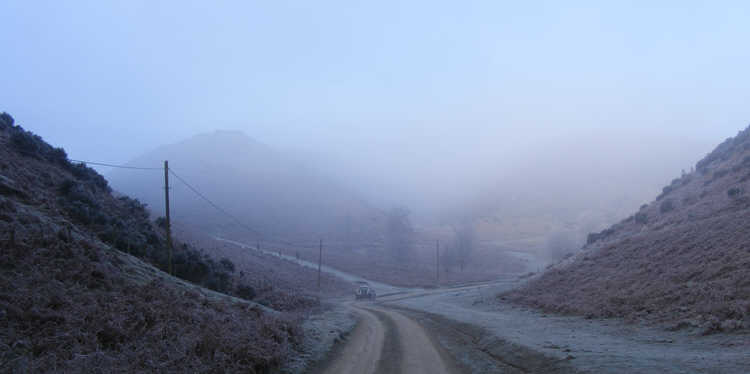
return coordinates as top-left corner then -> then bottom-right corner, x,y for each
505,125 -> 750,334
0,112 -> 348,372
107,130 -> 383,244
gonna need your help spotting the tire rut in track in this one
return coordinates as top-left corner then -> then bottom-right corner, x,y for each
310,306 -> 384,374
367,308 -> 404,374
390,306 -> 584,374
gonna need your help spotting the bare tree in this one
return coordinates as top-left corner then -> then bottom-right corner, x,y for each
443,222 -> 476,272
385,206 -> 414,260
454,222 -> 475,271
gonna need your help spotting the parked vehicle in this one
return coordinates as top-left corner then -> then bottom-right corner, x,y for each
355,284 -> 376,300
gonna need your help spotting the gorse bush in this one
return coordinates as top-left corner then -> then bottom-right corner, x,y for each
58,179 -> 107,226
0,111 -> 14,128
10,129 -> 41,155
220,257 -> 235,273
727,187 -> 743,198
6,118 -> 109,191
171,246 -> 235,294
154,216 -> 167,229
635,211 -> 648,224
235,284 -> 257,300
10,125 -> 72,168
69,162 -> 110,192
660,199 -> 675,214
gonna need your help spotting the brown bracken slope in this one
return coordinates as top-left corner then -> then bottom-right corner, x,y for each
506,126 -> 750,334
0,113 -> 305,373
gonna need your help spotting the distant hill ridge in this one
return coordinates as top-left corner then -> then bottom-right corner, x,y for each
108,129 -> 384,249
507,124 -> 750,334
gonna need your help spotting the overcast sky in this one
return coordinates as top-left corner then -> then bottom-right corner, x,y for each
2,1 -> 750,215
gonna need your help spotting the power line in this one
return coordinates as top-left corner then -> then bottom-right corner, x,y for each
68,159 -> 161,170
66,157 -> 331,250
167,167 -> 321,250
168,168 -> 264,236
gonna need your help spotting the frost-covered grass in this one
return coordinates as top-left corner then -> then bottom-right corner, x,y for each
0,224 -> 301,373
0,117 -> 325,372
506,126 -> 750,333
280,242 -> 524,288
173,227 -> 356,307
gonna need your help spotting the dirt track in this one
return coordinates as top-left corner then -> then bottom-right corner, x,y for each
317,302 -> 459,374
311,281 -> 578,374
303,275 -> 750,374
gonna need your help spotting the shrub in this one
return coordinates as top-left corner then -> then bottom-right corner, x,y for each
713,169 -> 730,180
10,130 -> 41,157
58,180 -> 107,227
635,212 -> 649,224
235,284 -> 257,300
660,199 -> 675,214
155,216 -> 167,229
0,112 -> 14,128
682,194 -> 698,206
69,163 -> 110,192
59,180 -> 96,206
728,187 -> 743,198
587,228 -> 614,245
48,147 -> 69,165
657,185 -> 674,200
66,200 -> 95,225
172,247 -> 236,294
8,126 -> 70,167
173,250 -> 211,283
59,179 -> 77,195
220,257 -> 235,273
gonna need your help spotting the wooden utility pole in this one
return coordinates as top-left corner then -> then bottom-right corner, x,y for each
164,160 -> 173,275
318,239 -> 323,290
436,240 -> 440,287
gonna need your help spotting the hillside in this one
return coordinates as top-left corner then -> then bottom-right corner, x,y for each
0,113 -> 350,372
505,125 -> 750,334
106,130 -> 529,288
107,130 -> 384,244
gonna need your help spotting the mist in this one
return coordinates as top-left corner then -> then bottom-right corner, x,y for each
2,1 -> 749,236
5,3 -> 750,371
